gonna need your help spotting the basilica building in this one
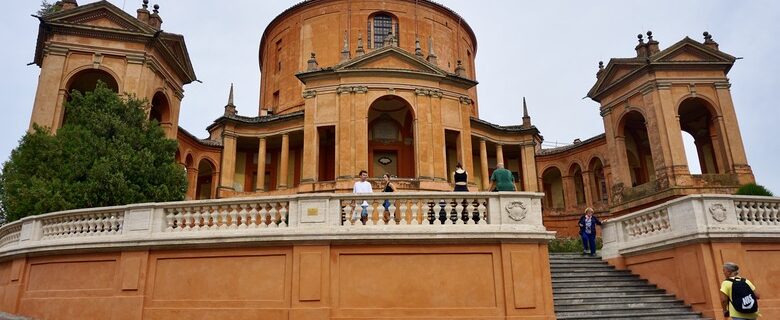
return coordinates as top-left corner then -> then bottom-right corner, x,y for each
28,0 -> 754,236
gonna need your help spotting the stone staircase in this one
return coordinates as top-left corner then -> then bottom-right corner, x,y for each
550,253 -> 709,319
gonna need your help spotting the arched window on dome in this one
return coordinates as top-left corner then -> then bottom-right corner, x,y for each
368,13 -> 398,49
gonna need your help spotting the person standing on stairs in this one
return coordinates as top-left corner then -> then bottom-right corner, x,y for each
577,207 -> 602,256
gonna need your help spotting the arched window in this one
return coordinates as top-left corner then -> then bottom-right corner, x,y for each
368,13 -> 398,49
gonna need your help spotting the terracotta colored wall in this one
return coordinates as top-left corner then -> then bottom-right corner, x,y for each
607,242 -> 780,320
259,0 -> 478,116
0,243 -> 554,320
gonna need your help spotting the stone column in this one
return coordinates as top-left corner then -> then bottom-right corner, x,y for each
301,92 -> 318,183
582,170 -> 595,207
218,131 -> 237,196
562,175 -> 576,211
479,140 -> 490,190
279,134 -> 290,190
520,143 -> 539,192
613,136 -> 631,188
186,167 -> 198,200
495,144 -> 504,165
30,45 -> 68,132
256,137 -> 267,191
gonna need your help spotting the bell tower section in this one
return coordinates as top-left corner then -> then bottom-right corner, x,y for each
588,31 -> 754,213
29,0 -> 196,138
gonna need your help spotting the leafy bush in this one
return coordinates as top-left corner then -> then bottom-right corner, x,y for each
548,237 -> 603,253
0,82 -> 186,222
735,183 -> 774,197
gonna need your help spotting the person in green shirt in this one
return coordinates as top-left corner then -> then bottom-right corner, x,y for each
489,163 -> 516,191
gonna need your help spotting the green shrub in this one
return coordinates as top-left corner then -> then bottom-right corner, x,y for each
548,237 -> 603,253
735,183 -> 774,197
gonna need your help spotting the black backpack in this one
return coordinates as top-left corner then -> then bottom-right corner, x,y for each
727,277 -> 758,314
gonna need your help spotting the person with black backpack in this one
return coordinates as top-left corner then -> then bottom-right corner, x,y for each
720,262 -> 760,319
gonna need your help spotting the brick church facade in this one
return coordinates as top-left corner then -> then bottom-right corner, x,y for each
28,0 -> 754,236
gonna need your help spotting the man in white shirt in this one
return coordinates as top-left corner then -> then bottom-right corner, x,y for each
352,170 -> 373,223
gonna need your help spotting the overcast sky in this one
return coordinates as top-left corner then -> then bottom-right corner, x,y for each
1,1 -> 778,193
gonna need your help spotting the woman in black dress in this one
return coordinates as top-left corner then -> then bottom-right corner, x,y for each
453,162 -> 469,192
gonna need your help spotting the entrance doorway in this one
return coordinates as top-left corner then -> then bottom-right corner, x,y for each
367,95 -> 415,178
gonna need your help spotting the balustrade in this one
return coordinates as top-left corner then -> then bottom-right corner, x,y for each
163,201 -> 289,232
340,195 -> 489,226
40,211 -> 123,239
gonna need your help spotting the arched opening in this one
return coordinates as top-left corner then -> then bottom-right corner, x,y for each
368,12 -> 399,49
542,167 -> 565,209
588,157 -> 608,204
368,95 -> 415,178
63,69 -> 119,126
679,98 -> 720,174
569,164 -> 586,206
195,158 -> 216,200
150,92 -> 171,125
682,132 -> 702,174
620,111 -> 655,187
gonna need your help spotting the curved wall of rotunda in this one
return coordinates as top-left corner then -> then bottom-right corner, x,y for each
258,0 -> 478,116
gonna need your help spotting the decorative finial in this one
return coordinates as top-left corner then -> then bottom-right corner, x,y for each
522,97 -> 532,128
598,61 -> 604,69
356,31 -> 365,56
454,60 -> 465,76
637,33 -> 644,43
153,4 -> 159,14
702,31 -> 719,50
341,31 -> 350,61
415,37 -> 423,57
224,83 -> 237,116
646,30 -> 653,41
227,83 -> 234,106
142,0 -> 148,9
703,31 -> 712,41
307,52 -> 319,71
426,36 -> 438,65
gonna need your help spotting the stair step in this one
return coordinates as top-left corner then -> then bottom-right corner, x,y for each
553,285 -> 663,294
556,306 -> 700,318
552,280 -> 651,288
557,311 -> 705,320
551,270 -> 634,278
554,300 -> 687,311
554,294 -> 678,305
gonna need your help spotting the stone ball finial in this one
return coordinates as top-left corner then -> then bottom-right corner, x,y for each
142,0 -> 148,9
637,33 -> 644,42
703,31 -> 712,41
646,30 -> 653,41
153,4 -> 159,13
598,61 -> 604,69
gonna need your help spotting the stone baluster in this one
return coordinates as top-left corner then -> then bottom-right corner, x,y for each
376,202 -> 386,225
237,204 -> 247,229
182,208 -> 192,231
444,200 -> 453,225
389,201 -> 398,225
259,204 -> 268,227
248,204 -> 258,228
193,207 -> 203,230
115,213 -> 124,234
87,214 -> 97,234
455,199 -> 464,225
477,200 -> 487,225
269,204 -> 278,228
465,199 -> 475,225
217,205 -> 228,230
227,205 -> 237,229
410,200 -> 419,225
279,202 -> 288,227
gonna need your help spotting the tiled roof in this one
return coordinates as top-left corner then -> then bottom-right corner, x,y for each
178,126 -> 222,147
536,133 -> 606,156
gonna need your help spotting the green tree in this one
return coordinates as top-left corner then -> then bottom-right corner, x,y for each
0,82 -> 186,222
36,0 -> 62,16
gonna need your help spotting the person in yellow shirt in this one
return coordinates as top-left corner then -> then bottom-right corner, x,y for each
720,262 -> 760,319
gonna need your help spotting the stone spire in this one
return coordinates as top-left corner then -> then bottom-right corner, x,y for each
224,83 -> 237,116
307,52 -> 319,71
148,4 -> 163,29
635,33 -> 648,58
454,60 -> 465,77
645,30 -> 660,55
521,97 -> 532,129
356,31 -> 365,56
136,0 -> 150,24
61,0 -> 78,10
703,31 -> 719,50
341,31 -> 350,62
426,36 -> 438,65
415,37 -> 424,57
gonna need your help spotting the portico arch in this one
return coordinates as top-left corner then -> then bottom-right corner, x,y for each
367,95 -> 415,178
618,111 -> 655,187
678,97 -> 722,174
61,68 -> 119,126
